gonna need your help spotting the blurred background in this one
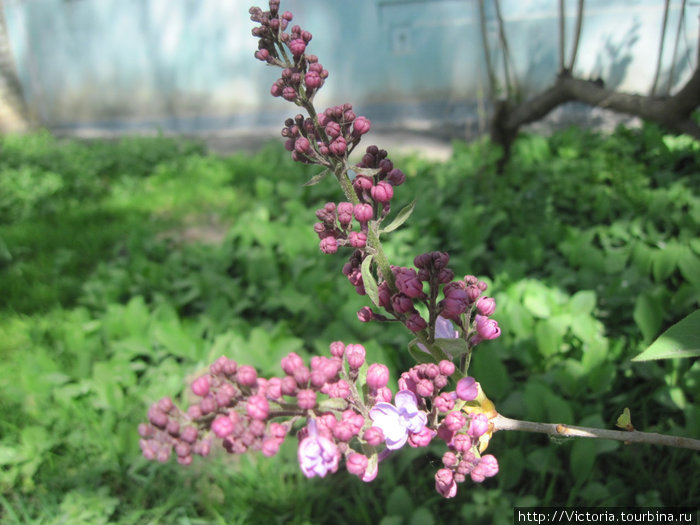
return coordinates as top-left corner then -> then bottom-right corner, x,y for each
1,0 -> 697,142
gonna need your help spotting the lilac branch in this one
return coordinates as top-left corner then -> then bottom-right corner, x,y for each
492,414 -> 700,452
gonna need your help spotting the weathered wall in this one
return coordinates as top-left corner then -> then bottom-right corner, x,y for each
2,0 -> 697,135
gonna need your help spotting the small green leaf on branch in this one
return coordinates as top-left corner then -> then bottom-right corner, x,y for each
303,168 -> 331,186
632,309 -> 700,361
351,166 -> 382,177
360,254 -> 380,307
381,200 -> 416,234
615,407 -> 634,431
434,338 -> 469,358
407,339 -> 436,364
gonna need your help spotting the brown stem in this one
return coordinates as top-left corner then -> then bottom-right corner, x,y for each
492,414 -> 700,452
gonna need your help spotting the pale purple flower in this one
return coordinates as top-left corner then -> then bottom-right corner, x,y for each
369,390 -> 427,450
298,419 -> 340,478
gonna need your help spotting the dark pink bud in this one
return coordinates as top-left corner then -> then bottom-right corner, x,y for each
282,86 -> 297,101
357,306 -> 372,322
305,71 -> 322,89
348,231 -> 367,248
266,377 -> 283,399
353,203 -> 373,223
326,379 -> 351,399
294,136 -> 311,154
363,426 -> 385,446
405,313 -> 427,332
345,344 -> 366,369
293,365 -> 311,385
387,168 -> 406,186
438,268 -> 455,284
288,38 -> 306,56
366,363 -> 390,391
452,433 -> 472,453
320,236 -> 338,254
325,121 -> 341,138
191,375 -> 210,397
255,49 -> 270,62
376,386 -> 393,402
346,453 -> 369,476
467,284 -> 481,302
377,282 -> 392,309
246,395 -> 270,420
370,181 -> 393,203
352,116 -> 371,135
391,293 -> 414,314
199,396 -> 217,415
476,296 -> 496,316
261,436 -> 283,457
329,136 -> 347,156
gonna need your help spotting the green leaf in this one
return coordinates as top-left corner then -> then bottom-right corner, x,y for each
381,199 -> 416,234
569,290 -> 596,315
351,166 -> 382,177
360,254 -> 379,307
616,407 -> 632,430
632,309 -> 700,361
434,337 -> 469,358
652,244 -> 679,282
303,168 -> 330,187
633,293 -> 663,342
407,339 -> 435,364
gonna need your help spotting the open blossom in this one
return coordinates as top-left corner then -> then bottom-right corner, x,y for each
369,390 -> 427,450
298,419 -> 340,478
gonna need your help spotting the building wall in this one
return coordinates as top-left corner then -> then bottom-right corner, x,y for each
2,0 -> 697,135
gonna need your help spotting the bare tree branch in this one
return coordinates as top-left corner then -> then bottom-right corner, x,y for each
568,0 -> 585,71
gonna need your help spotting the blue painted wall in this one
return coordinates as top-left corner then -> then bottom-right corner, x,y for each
2,0 -> 697,134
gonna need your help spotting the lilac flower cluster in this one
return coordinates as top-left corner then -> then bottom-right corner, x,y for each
314,202 -> 371,255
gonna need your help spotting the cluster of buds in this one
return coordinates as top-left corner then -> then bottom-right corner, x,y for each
314,202 -> 372,255
281,103 -> 372,164
140,338 -> 499,498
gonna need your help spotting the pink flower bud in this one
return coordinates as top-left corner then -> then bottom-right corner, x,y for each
438,360 -> 455,376
353,116 -> 371,135
376,386 -> 393,403
408,426 -> 436,447
353,203 -> 373,223
332,421 -> 354,442
288,38 -> 306,56
468,413 -> 490,439
212,414 -> 235,438
416,379 -> 434,397
246,395 -> 270,420
345,344 -> 366,369
297,389 -> 317,410
470,454 -> 499,482
281,375 -> 298,395
444,411 -> 467,432
281,352 -> 304,375
262,436 -> 283,457
370,181 -> 393,203
329,341 -> 345,358
435,468 -> 458,498
476,296 -> 496,316
363,426 -> 385,446
387,168 -> 406,186
325,121 -> 341,138
236,365 -> 258,387
366,363 -> 390,391
391,292 -> 414,314
346,453 -> 369,476
191,375 -> 210,397
475,315 -> 501,340
456,377 -> 478,401
442,451 -> 459,468
434,392 -> 456,413
305,71 -> 322,89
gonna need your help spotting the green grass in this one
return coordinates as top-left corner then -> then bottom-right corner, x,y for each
0,125 -> 698,524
